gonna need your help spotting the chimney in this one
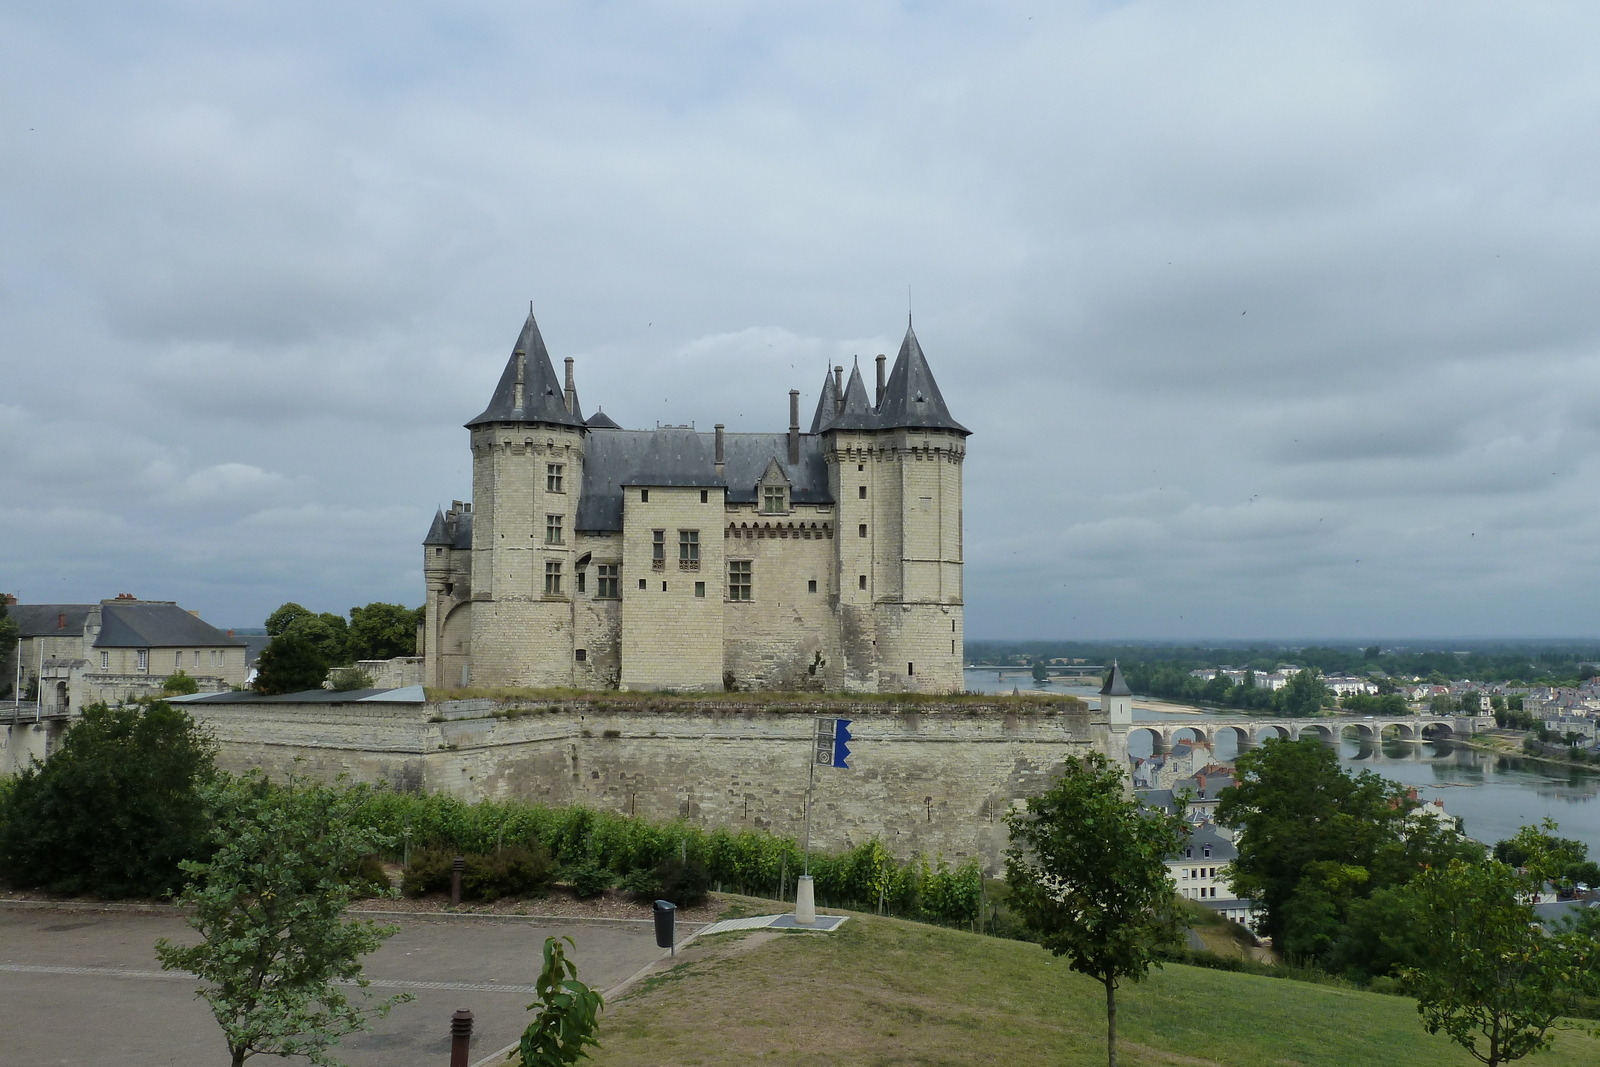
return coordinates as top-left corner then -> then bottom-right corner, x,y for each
788,390 -> 800,465
228,629 -> 235,638
714,424 -> 725,478
875,354 -> 886,408
57,612 -> 65,630
564,357 -> 577,414
833,366 -> 844,413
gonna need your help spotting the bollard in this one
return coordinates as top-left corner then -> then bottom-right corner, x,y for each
653,899 -> 677,955
449,1008 -> 473,1067
451,856 -> 465,907
794,874 -> 816,925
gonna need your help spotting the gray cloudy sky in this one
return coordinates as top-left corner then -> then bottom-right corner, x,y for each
4,2 -> 1600,641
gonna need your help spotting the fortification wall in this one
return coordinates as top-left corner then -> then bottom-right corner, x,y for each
193,696 -> 1110,870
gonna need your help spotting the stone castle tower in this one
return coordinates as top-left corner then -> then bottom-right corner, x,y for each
422,309 -> 969,693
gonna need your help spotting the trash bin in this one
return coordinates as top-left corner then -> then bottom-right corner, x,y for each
653,899 -> 676,951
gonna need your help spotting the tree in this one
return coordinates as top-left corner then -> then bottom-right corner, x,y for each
1277,668 -> 1330,717
253,633 -> 329,695
265,602 -> 316,636
1030,659 -> 1048,683
265,603 -> 350,665
0,598 -> 18,700
163,669 -> 200,695
347,602 -> 424,662
1401,858 -> 1600,1066
0,702 -> 215,897
1006,752 -> 1187,1067
518,936 -> 604,1067
156,775 -> 411,1067
1430,694 -> 1458,716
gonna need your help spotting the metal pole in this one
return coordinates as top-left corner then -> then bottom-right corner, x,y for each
449,1009 -> 473,1067
802,752 -> 816,876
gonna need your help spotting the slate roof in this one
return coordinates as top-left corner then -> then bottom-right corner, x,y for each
1101,661 -> 1132,696
94,602 -> 246,649
466,310 -> 587,430
585,409 -> 621,429
10,604 -> 95,637
1175,822 -> 1238,863
424,509 -> 452,545
576,427 -> 833,532
876,325 -> 969,435
808,369 -> 840,433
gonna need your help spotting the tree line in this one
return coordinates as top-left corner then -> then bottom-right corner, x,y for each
253,601 -> 424,694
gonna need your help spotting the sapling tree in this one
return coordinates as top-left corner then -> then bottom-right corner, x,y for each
519,936 -> 604,1067
157,774 -> 410,1067
1005,752 -> 1187,1067
1401,856 -> 1600,1067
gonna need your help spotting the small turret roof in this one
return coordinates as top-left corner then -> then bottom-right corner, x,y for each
808,368 -> 841,433
828,362 -> 881,430
423,508 -> 451,545
585,409 -> 621,429
1101,661 -> 1132,696
877,324 -> 969,435
466,309 -> 588,430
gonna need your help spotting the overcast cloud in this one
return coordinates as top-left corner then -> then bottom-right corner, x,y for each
4,1 -> 1600,641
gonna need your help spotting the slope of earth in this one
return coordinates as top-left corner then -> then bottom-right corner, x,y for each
577,912 -> 1600,1067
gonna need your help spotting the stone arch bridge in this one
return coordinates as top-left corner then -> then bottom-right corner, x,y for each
1133,715 -> 1492,756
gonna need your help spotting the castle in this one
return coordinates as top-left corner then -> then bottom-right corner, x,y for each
421,309 -> 969,693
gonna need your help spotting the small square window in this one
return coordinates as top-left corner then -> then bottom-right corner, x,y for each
576,648 -> 587,662
858,486 -> 866,499
641,488 -> 649,502
695,582 -> 705,598
808,579 -> 817,593
639,578 -> 647,590
857,463 -> 864,471
858,524 -> 867,538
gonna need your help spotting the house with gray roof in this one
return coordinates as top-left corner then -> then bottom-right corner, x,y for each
422,309 -> 970,692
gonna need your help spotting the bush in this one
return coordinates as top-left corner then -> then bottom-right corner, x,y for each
161,670 -> 199,695
0,702 -> 215,898
402,845 -> 554,901
653,857 -> 711,907
564,859 -> 614,899
330,667 -> 375,692
348,854 -> 391,899
621,867 -> 660,900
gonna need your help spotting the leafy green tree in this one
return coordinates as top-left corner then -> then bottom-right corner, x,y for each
1277,668 -> 1330,717
0,702 -> 215,897
265,602 -> 315,636
1430,694 -> 1458,716
1006,752 -> 1187,1067
1201,671 -> 1232,704
1030,659 -> 1048,683
156,775 -> 411,1067
348,602 -> 424,662
518,935 -> 604,1067
266,603 -> 350,665
253,633 -> 329,695
1401,858 -> 1600,1066
0,598 -> 19,700
162,669 -> 200,695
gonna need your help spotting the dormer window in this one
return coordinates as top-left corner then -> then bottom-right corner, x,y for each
763,486 -> 786,513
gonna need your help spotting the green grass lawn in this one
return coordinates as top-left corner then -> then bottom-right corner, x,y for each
582,911 -> 1600,1067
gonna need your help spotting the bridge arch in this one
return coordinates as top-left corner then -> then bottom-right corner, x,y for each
1419,720 -> 1454,741
1129,726 -> 1168,757
1253,724 -> 1291,745
1295,723 -> 1338,744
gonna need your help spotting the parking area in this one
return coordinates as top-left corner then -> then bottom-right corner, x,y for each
0,906 -> 669,1066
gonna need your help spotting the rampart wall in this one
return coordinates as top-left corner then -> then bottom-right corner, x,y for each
195,696 -> 1113,870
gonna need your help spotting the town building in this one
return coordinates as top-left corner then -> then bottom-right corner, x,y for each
421,310 -> 970,693
7,596 -> 247,713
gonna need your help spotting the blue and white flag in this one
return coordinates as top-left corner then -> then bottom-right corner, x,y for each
813,717 -> 853,769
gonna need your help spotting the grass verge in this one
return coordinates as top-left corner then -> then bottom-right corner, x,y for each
575,910 -> 1600,1067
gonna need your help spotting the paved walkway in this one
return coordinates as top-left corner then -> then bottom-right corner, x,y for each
0,906 -> 669,1066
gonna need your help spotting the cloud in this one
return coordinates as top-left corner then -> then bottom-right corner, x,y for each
5,2 -> 1600,637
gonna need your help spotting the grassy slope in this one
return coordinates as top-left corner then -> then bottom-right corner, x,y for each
587,912 -> 1600,1067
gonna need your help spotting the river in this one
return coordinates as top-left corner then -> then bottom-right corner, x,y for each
964,669 -> 1600,856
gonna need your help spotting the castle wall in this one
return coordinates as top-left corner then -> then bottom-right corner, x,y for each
619,487 -> 725,691
572,531 -> 622,689
192,696 -> 1107,870
720,512 -> 841,690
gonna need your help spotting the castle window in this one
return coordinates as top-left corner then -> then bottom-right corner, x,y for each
597,564 -> 619,598
762,486 -> 785,513
194,651 -> 201,666
175,651 -> 183,670
100,651 -> 108,671
728,560 -> 752,601
858,486 -> 867,499
908,661 -> 915,676
679,530 -> 700,569
695,581 -> 705,597
808,580 -> 817,593
544,561 -> 563,595
576,569 -> 586,593
545,514 -> 563,544
859,575 -> 866,590
640,488 -> 649,503
858,524 -> 867,538
638,578 -> 647,590
547,464 -> 564,493
857,464 -> 864,471
576,648 -> 587,662
137,649 -> 149,673
652,529 -> 665,570
701,489 -> 708,503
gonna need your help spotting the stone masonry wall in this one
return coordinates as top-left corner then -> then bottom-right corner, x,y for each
194,696 -> 1110,871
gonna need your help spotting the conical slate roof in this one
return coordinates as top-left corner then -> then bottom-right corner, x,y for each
808,368 -> 841,433
828,362 -> 881,430
585,409 -> 621,429
466,310 -> 588,430
1101,661 -> 1132,697
877,324 -> 969,435
423,508 -> 452,545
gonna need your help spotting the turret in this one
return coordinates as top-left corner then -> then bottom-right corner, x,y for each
1101,661 -> 1133,725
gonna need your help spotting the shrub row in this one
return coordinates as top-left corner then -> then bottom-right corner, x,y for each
357,790 -> 983,924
